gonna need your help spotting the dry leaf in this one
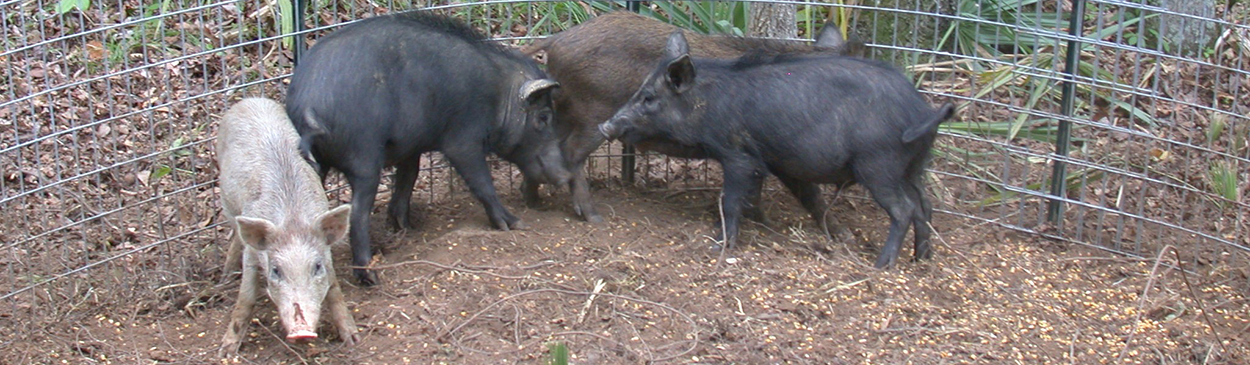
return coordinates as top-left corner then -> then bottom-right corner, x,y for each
1148,148 -> 1170,162
85,40 -> 105,61
137,170 -> 151,186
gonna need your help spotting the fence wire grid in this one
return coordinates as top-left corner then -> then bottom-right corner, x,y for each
1,0 -> 1247,318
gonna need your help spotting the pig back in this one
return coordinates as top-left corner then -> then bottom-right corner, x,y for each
285,12 -> 542,165
539,11 -> 844,129
216,98 -> 328,222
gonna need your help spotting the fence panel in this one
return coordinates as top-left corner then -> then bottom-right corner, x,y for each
1,0 -> 1246,345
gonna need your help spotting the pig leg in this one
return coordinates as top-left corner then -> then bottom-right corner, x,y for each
563,123 -> 606,223
324,279 -> 359,346
387,157 -> 421,231
775,174 -> 827,221
444,149 -> 522,230
219,252 -> 260,356
906,176 -> 934,261
521,175 -> 543,209
774,173 -> 853,242
344,166 -> 382,286
716,160 -> 765,250
742,178 -> 768,224
858,170 -> 918,269
222,228 -> 243,280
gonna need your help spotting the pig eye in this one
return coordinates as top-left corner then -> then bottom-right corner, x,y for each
643,95 -> 657,107
313,262 -> 324,276
536,111 -> 552,127
270,266 -> 282,280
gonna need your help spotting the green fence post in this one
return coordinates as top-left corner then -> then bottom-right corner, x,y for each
1046,0 -> 1086,227
620,1 -> 643,183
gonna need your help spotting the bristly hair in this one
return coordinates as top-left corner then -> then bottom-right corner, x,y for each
391,11 -> 489,44
386,10 -> 535,66
727,49 -> 888,73
720,36 -> 821,54
729,49 -> 808,70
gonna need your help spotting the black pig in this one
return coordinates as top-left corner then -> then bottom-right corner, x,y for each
600,31 -> 955,268
524,11 -> 864,223
287,12 -> 570,285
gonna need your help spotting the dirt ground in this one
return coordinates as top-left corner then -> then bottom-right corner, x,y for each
3,178 -> 1247,364
4,2 -> 1249,363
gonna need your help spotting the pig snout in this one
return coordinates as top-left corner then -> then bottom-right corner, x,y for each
537,147 -> 572,186
284,302 -> 319,343
599,119 -> 624,140
600,107 -> 639,140
287,330 -> 318,343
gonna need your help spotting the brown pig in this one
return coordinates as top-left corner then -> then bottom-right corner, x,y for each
216,98 -> 357,355
523,11 -> 864,223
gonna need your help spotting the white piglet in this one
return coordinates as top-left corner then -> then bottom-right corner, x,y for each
216,98 -> 358,355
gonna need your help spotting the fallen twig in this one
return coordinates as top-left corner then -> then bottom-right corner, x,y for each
439,288 -> 700,362
347,259 -> 553,280
1115,245 -> 1229,362
255,318 -> 310,365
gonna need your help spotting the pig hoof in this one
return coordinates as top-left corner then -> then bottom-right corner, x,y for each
343,332 -> 361,346
354,269 -> 378,287
575,204 -> 602,223
217,341 -> 241,358
508,220 -> 528,230
873,256 -> 897,270
389,216 -> 411,231
523,195 -> 542,209
744,208 -> 768,223
388,209 -> 412,231
913,247 -> 933,261
830,228 -> 855,244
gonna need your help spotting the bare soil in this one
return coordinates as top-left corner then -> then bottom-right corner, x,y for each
3,179 -> 1247,364
3,3 -> 1249,364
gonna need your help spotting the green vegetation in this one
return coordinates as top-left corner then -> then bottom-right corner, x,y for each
546,342 -> 569,365
151,119 -> 209,184
939,0 -> 1062,57
1234,124 -> 1248,153
635,1 -> 749,36
1207,113 -> 1226,146
54,0 -> 90,14
454,1 -> 750,37
1206,161 -> 1240,211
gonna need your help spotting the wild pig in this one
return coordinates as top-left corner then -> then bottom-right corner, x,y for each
217,98 -> 357,355
600,32 -> 955,268
287,12 -> 570,286
524,11 -> 864,223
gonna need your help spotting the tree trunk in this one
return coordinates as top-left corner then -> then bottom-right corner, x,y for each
1160,0 -> 1217,56
748,3 -> 796,38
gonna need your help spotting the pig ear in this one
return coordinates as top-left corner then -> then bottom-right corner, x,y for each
815,25 -> 867,57
520,79 -> 560,107
664,30 -> 689,60
665,55 -> 696,94
316,205 -> 352,246
814,23 -> 846,49
235,216 -> 276,251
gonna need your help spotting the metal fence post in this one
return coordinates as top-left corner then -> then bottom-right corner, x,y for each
1046,0 -> 1086,226
293,0 -> 307,65
620,0 -> 643,183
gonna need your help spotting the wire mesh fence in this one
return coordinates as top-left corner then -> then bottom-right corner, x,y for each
1,0 -> 1246,336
